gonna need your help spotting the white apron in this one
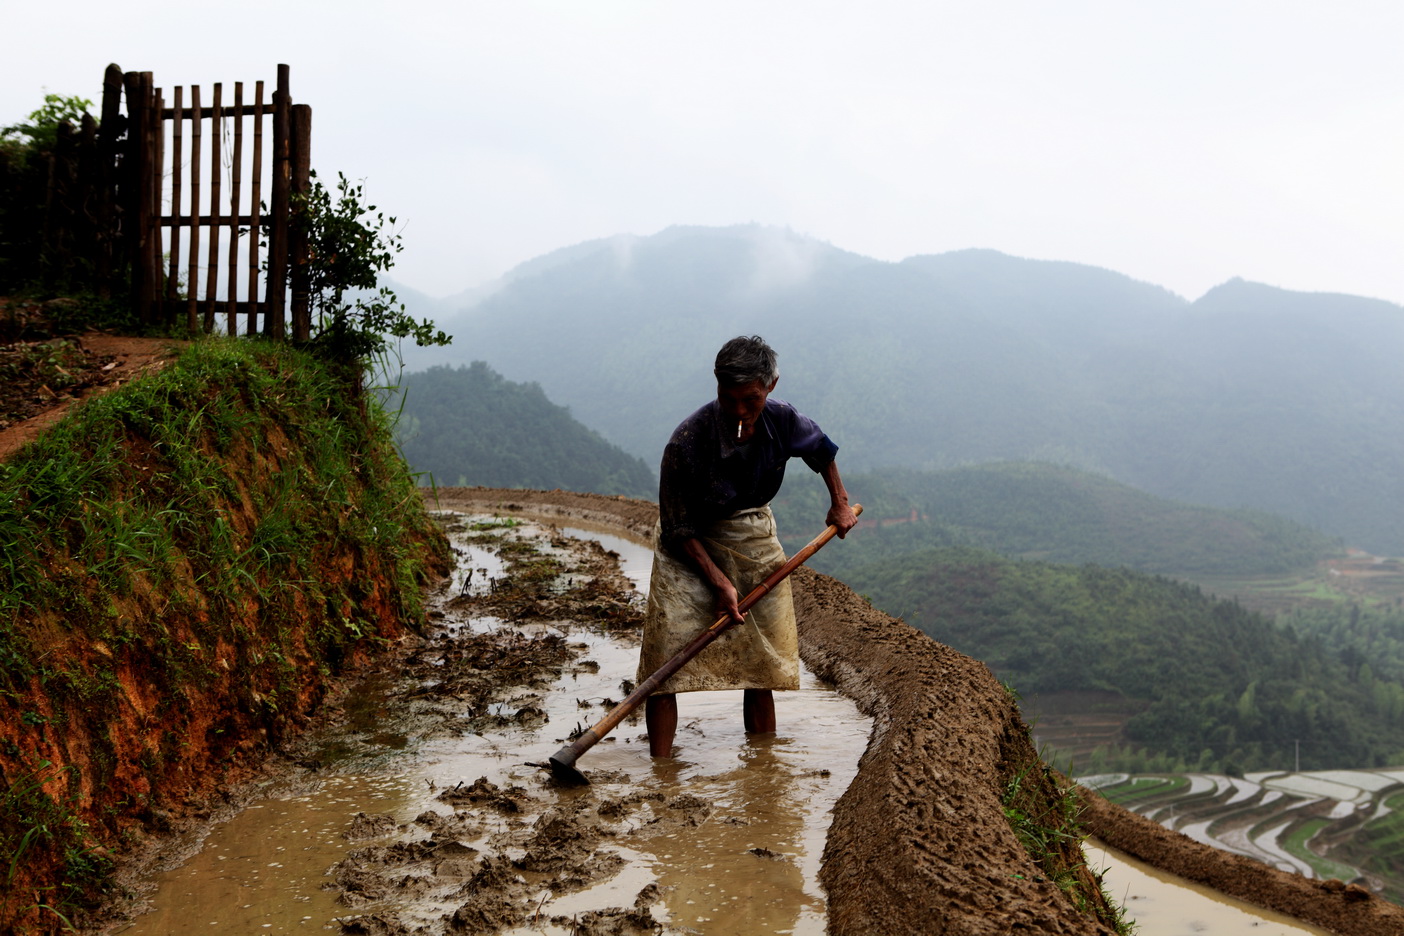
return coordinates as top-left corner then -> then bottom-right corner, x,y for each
636,505 -> 800,694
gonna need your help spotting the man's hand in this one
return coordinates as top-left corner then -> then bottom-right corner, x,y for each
682,537 -> 745,623
713,579 -> 745,624
827,502 -> 858,539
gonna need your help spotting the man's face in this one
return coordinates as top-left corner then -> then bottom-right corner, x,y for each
717,378 -> 777,435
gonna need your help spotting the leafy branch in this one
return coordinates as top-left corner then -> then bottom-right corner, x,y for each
294,170 -> 449,375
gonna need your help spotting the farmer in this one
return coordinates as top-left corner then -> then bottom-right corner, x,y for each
639,335 -> 857,757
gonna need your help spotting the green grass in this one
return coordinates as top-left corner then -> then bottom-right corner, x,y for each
0,758 -> 109,931
1001,757 -> 1135,935
0,339 -> 441,652
1097,776 -> 1189,805
1279,818 -> 1361,881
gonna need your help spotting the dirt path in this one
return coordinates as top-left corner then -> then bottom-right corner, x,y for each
0,330 -> 183,460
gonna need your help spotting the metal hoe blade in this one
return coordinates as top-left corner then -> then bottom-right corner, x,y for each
548,750 -> 590,786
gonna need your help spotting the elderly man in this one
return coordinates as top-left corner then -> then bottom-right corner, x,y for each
639,335 -> 857,757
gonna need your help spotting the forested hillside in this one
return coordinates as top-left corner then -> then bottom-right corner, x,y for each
770,461 -> 1339,580
1281,603 -> 1404,690
399,225 -> 1404,554
850,546 -> 1404,774
390,362 -> 655,497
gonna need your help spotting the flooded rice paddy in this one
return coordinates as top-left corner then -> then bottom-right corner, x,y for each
115,514 -> 1330,935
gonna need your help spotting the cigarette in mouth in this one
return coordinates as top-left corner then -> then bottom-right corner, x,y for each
737,420 -> 742,439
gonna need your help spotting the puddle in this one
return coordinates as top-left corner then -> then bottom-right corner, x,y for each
118,775 -> 420,933
1087,840 -> 1332,936
559,524 -> 654,593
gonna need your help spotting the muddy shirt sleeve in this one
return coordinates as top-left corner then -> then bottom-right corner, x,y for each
657,406 -> 730,561
659,440 -> 699,555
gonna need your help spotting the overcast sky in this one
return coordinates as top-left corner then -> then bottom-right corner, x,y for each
5,1 -> 1401,304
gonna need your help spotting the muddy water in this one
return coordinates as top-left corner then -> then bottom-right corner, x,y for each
117,515 -> 1330,935
118,517 -> 869,935
1087,841 -> 1332,936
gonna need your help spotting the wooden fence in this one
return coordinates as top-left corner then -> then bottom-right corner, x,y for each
52,63 -> 313,339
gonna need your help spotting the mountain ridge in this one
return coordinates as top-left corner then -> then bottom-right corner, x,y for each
395,225 -> 1404,553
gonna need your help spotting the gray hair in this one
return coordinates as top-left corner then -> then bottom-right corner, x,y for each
714,335 -> 778,387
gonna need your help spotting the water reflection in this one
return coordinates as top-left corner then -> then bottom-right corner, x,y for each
646,740 -> 817,933
1086,840 -> 1332,936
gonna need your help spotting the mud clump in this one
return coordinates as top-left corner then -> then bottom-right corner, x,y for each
437,777 -> 527,813
337,913 -> 419,935
446,892 -> 527,934
343,811 -> 402,841
520,799 -> 604,873
550,905 -> 664,935
310,515 -> 657,934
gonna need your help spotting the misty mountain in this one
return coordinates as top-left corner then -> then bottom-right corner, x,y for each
400,225 -> 1404,553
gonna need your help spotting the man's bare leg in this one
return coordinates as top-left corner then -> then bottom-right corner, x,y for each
646,693 -> 678,757
743,688 -> 776,734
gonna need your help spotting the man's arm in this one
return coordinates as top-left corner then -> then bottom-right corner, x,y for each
820,459 -> 858,538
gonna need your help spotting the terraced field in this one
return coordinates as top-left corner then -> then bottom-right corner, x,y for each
1083,768 -> 1404,901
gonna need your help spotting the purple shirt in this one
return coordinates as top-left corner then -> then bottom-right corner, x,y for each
658,397 -> 839,555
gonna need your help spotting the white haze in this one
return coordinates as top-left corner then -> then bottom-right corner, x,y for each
2,0 -> 1401,306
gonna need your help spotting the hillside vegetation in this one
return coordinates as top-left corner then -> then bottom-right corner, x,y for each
770,461 -> 1339,580
850,545 -> 1404,775
390,362 -> 655,498
400,225 -> 1404,554
0,339 -> 448,932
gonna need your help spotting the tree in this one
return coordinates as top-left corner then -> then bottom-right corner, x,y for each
293,170 -> 449,386
1,94 -> 93,150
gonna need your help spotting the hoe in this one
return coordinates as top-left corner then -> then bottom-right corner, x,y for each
546,504 -> 862,785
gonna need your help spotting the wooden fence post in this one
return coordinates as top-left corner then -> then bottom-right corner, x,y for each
127,71 -> 160,326
203,83 -> 223,334
95,64 -> 124,300
167,86 -> 184,319
226,82 -> 243,336
247,80 -> 264,336
185,84 -> 203,334
265,64 -> 291,340
290,103 -> 312,342
151,80 -> 165,327
122,71 -> 146,324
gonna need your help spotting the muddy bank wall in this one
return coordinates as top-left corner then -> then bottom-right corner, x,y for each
0,341 -> 449,933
